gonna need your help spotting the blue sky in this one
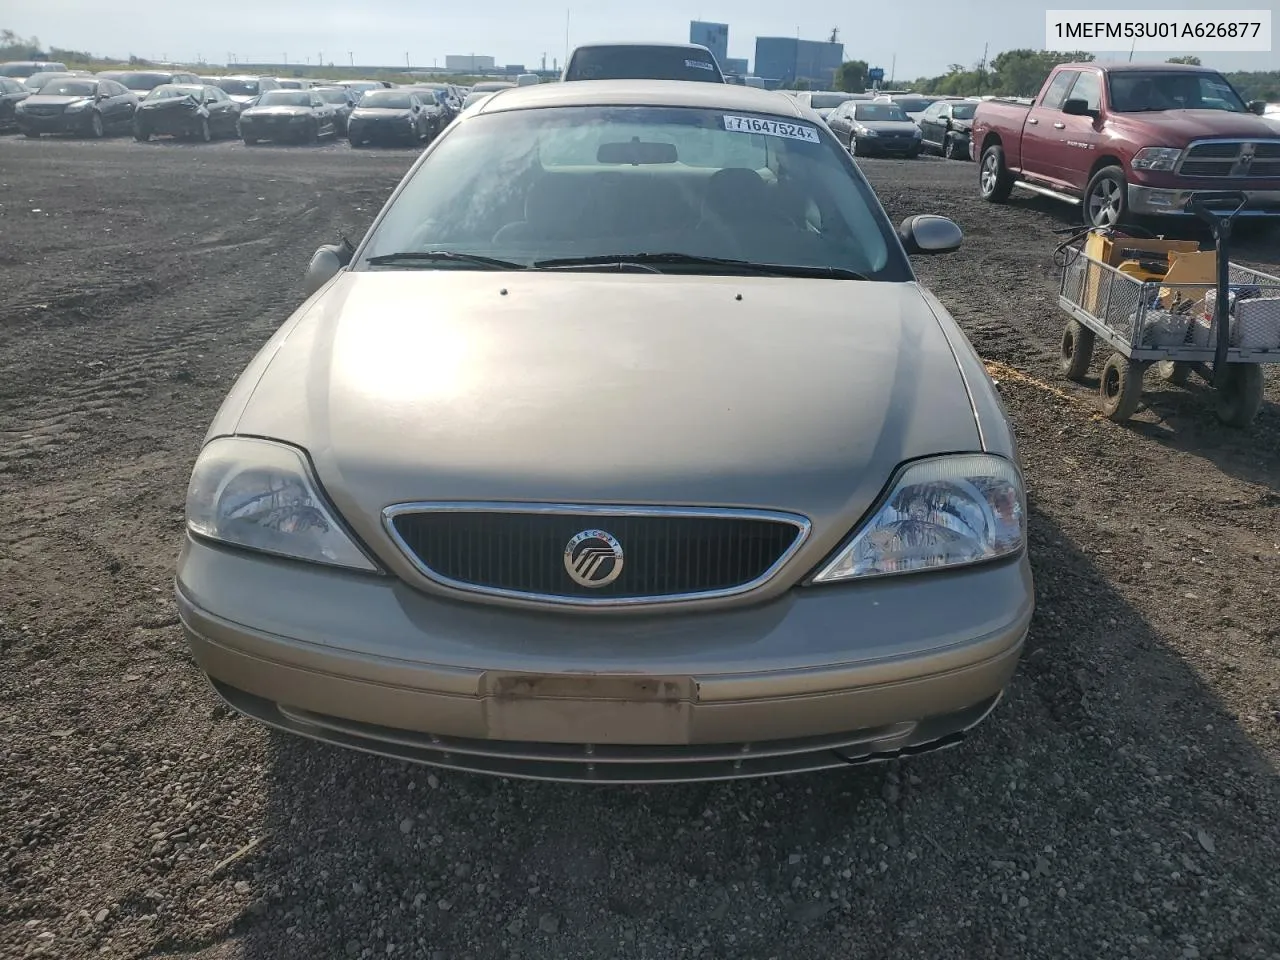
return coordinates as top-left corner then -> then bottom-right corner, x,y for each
8,0 -> 1278,76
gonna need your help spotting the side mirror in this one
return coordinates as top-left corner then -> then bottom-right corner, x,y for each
1062,98 -> 1093,117
1247,99 -> 1267,115
303,240 -> 353,297
899,214 -> 963,255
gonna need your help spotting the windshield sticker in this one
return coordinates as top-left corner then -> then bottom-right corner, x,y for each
722,115 -> 820,143
685,59 -> 715,70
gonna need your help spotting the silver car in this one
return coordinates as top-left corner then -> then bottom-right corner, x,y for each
177,80 -> 1033,783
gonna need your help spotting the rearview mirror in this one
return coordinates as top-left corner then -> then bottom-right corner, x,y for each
303,239 -> 354,297
597,138 -> 678,165
899,215 -> 963,255
1062,98 -> 1094,117
1247,99 -> 1267,115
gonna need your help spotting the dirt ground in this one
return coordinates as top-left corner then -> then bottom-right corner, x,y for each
1,136 -> 1278,960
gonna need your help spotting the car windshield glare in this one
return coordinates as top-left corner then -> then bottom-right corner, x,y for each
43,80 -> 97,97
1107,71 -> 1247,113
891,98 -> 932,113
950,103 -> 976,120
147,85 -> 199,100
362,93 -> 413,109
856,104 -> 908,122
316,88 -> 348,103
218,79 -> 259,95
358,105 -> 895,279
111,73 -> 168,89
256,91 -> 311,107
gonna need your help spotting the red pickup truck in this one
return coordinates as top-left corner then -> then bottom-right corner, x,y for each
970,62 -> 1280,226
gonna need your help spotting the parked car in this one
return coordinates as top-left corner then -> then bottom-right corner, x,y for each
211,75 -> 281,106
335,80 -> 386,101
872,94 -> 938,123
0,60 -> 68,83
470,81 -> 515,93
177,80 -> 1030,784
795,90 -> 866,120
971,62 -> 1280,226
918,98 -> 977,160
274,78 -> 313,91
0,77 -> 30,131
239,89 -> 339,144
347,89 -> 435,146
404,82 -> 462,118
516,73 -> 540,87
23,70 -> 93,92
461,90 -> 493,110
313,85 -> 358,136
96,69 -> 203,100
826,100 -> 922,157
561,42 -> 725,83
15,76 -> 138,138
133,83 -> 241,142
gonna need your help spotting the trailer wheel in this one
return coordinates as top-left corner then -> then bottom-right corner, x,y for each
1154,360 -> 1191,386
1059,319 -> 1095,381
1214,363 -> 1264,428
1099,352 -> 1143,422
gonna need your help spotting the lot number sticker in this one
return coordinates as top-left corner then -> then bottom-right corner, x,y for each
685,59 -> 715,70
722,115 -> 820,143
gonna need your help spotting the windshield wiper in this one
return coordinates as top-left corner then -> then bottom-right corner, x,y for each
364,251 -> 528,270
532,252 -> 869,281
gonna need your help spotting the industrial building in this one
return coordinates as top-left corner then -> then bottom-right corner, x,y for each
753,36 -> 843,87
444,54 -> 495,72
724,57 -> 749,76
688,21 -> 729,67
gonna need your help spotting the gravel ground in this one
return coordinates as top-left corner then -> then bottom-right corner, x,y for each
1,135 -> 1278,960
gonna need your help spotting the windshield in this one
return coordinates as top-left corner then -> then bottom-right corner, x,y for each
463,92 -> 491,108
890,98 -> 932,113
315,88 -> 349,103
41,80 -> 97,98
24,73 -> 73,91
1107,71 -> 1247,113
277,79 -> 305,89
256,91 -> 311,107
2,62 -> 60,77
146,84 -> 200,101
566,46 -> 723,82
106,72 -> 169,90
950,102 -> 977,120
361,92 -> 413,109
358,105 -> 899,279
855,103 -> 909,122
809,93 -> 853,109
217,78 -> 260,96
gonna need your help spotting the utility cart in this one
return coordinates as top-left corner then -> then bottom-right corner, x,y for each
1055,192 -> 1280,427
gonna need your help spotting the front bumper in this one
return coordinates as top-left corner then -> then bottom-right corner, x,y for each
139,110 -> 201,136
175,535 -> 1033,782
16,111 -> 88,135
855,136 -> 921,156
240,118 -> 309,141
1128,185 -> 1280,217
348,120 -> 417,144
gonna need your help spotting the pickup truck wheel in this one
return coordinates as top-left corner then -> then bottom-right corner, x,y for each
979,145 -> 1013,202
1084,166 -> 1129,227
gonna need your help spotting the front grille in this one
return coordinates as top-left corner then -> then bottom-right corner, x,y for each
1178,139 -> 1280,178
385,505 -> 809,604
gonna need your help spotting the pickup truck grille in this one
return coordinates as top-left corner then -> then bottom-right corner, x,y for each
1177,140 -> 1280,178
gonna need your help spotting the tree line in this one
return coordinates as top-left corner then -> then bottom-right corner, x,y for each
830,48 -> 1279,102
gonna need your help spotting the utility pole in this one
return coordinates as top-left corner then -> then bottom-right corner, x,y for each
979,41 -> 988,94
1128,38 -> 1136,61
890,53 -> 896,85
349,51 -> 354,66
564,9 -> 570,66
406,51 -> 410,69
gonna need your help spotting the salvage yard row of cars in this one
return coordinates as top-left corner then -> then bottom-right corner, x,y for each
0,61 -> 503,146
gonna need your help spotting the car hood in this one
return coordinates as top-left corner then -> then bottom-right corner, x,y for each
242,105 -> 309,117
226,272 -> 980,562
351,107 -> 413,119
861,120 -> 920,135
23,95 -> 89,108
139,96 -> 195,110
1108,109 -> 1280,142
226,93 -> 258,104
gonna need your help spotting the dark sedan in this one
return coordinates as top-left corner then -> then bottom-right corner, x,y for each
825,100 -> 922,158
97,69 -> 203,101
134,84 -> 241,142
313,85 -> 358,136
0,77 -> 29,132
15,77 -> 138,138
347,90 -> 434,146
239,89 -> 339,145
918,99 -> 977,160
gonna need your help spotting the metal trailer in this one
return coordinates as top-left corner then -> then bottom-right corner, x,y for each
1056,192 -> 1280,427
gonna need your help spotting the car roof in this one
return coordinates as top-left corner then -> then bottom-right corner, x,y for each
473,79 -> 804,117
1056,61 -> 1219,73
573,41 -> 712,51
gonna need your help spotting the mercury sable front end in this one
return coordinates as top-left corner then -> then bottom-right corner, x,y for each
176,80 -> 1033,783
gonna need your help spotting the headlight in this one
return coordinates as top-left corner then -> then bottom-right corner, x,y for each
858,126 -> 878,137
810,454 -> 1025,584
14,101 -> 26,112
185,436 -> 377,571
1131,147 -> 1182,171
65,99 -> 92,112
